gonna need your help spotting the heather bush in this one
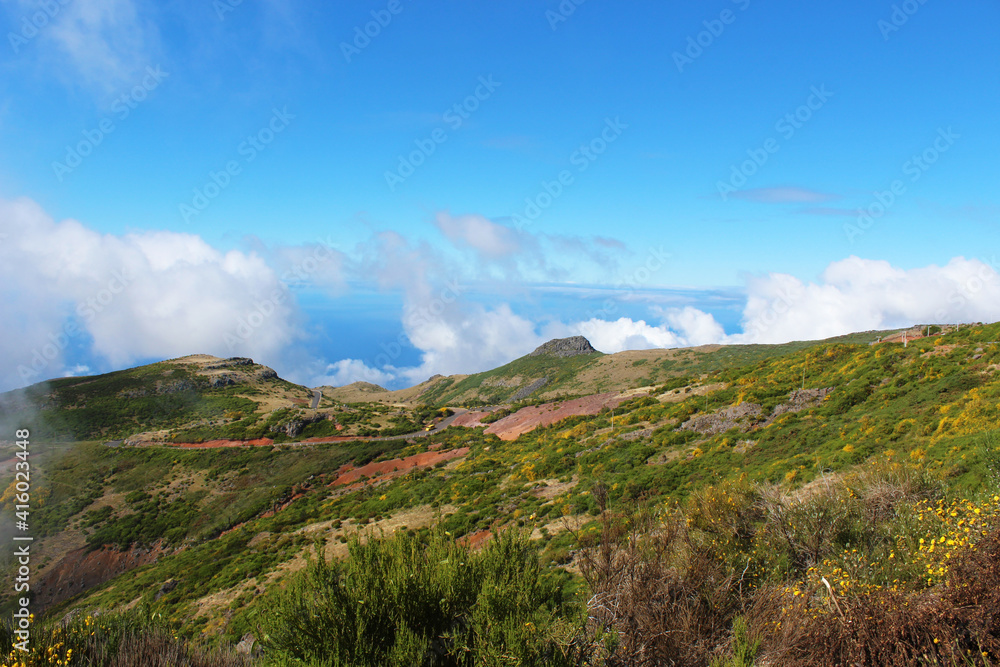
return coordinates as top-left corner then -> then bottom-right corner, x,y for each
259,528 -> 581,666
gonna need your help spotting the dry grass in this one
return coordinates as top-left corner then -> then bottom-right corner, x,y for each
570,468 -> 999,667
753,524 -> 1000,666
574,486 -> 747,666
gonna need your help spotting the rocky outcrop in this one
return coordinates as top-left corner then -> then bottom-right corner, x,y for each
510,377 -> 548,401
155,578 -> 179,601
268,413 -> 331,438
681,387 -> 836,435
236,633 -> 263,657
528,336 -> 598,358
204,357 -> 254,370
254,367 -> 277,381
211,374 -> 238,388
681,403 -> 764,435
202,357 -> 279,385
767,387 -> 834,422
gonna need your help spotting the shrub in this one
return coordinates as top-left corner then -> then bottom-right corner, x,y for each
260,528 -> 581,666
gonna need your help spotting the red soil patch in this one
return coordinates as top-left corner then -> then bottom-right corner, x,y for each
459,528 -> 493,550
484,393 -> 625,441
330,447 -> 470,487
35,542 -> 169,612
451,411 -> 493,428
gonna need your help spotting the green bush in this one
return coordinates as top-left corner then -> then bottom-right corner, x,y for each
260,528 -> 581,666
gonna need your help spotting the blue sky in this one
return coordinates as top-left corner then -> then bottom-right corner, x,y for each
1,0 -> 998,391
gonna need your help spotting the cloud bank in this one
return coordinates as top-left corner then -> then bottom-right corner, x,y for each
3,197 -> 999,392
0,197 -> 298,389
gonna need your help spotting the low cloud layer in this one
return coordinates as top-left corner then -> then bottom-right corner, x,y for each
3,198 -> 999,393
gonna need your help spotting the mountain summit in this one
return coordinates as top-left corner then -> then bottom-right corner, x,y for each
528,336 -> 598,358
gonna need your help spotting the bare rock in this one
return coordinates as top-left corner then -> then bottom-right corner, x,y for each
528,336 -> 598,358
510,377 -> 549,401
154,578 -> 178,601
681,402 -> 763,435
253,367 -> 278,381
235,632 -> 263,657
211,374 -> 238,388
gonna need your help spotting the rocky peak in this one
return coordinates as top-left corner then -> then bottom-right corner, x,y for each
528,336 -> 597,358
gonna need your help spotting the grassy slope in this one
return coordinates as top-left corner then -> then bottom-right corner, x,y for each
406,329 -> 893,407
0,358 -> 305,442
3,324 -> 999,648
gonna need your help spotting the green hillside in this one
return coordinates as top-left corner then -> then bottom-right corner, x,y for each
0,356 -> 303,442
419,328 -> 894,407
2,324 -> 999,665
417,348 -> 605,405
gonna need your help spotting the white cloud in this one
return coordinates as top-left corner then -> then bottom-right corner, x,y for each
0,197 -> 298,389
567,306 -> 725,354
544,257 -> 1000,357
658,306 -> 727,346
20,0 -> 159,93
572,317 -> 687,352
730,186 -> 839,204
313,359 -> 394,388
397,302 -> 543,386
346,230 -> 545,386
6,198 -> 999,396
735,256 -> 1000,343
434,211 -> 521,258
